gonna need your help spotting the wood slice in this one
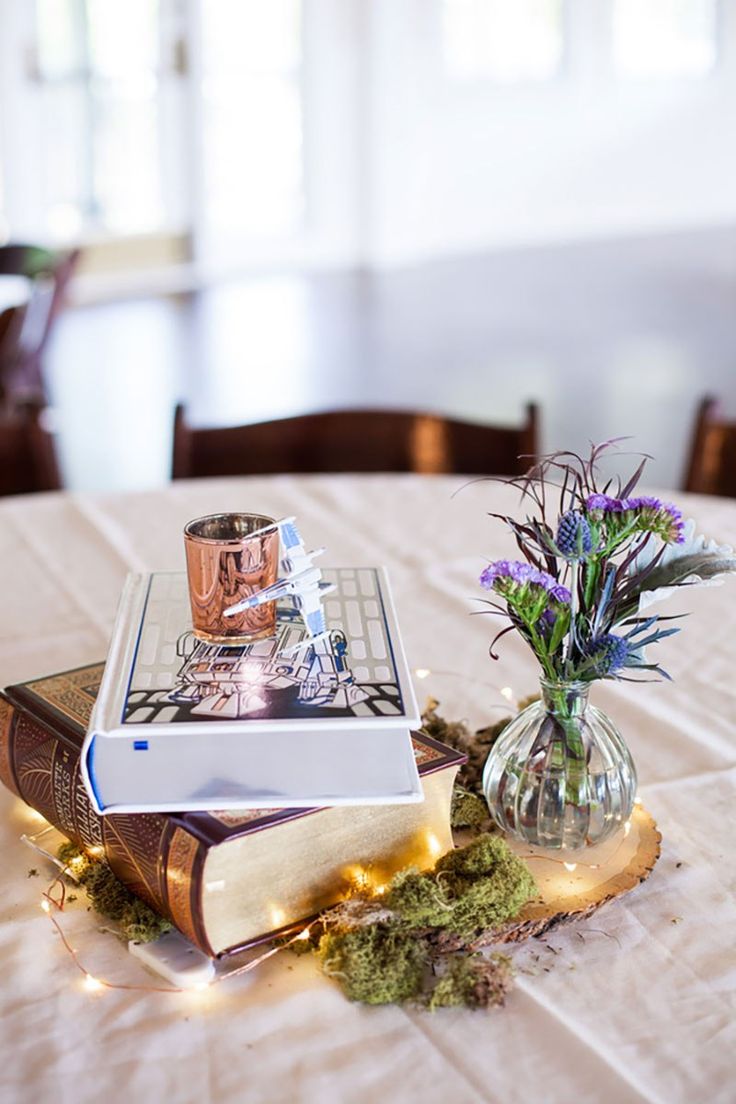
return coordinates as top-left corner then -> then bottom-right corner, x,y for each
464,804 -> 661,951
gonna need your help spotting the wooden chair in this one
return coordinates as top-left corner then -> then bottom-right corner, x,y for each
172,403 -> 538,479
683,396 -> 736,497
0,244 -> 79,404
0,403 -> 62,496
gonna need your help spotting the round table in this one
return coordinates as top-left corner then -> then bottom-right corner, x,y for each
1,475 -> 734,1104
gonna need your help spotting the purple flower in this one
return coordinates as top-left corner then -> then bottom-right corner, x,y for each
556,510 -> 594,559
622,497 -> 685,544
585,493 -> 685,544
549,583 -> 572,603
585,633 -> 630,676
585,494 -> 625,513
480,560 -> 570,604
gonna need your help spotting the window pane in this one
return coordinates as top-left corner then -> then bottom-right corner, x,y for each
86,0 -> 159,79
443,0 -> 564,83
36,0 -> 85,80
34,0 -> 168,238
91,81 -> 164,233
201,0 -> 304,239
613,0 -> 717,78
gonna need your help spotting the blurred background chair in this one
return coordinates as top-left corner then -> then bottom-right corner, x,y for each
0,244 -> 79,405
683,396 -> 736,497
0,403 -> 62,496
172,403 -> 538,479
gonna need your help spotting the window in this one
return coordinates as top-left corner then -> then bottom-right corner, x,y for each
35,0 -> 174,240
613,0 -> 717,78
442,0 -> 565,83
200,0 -> 303,240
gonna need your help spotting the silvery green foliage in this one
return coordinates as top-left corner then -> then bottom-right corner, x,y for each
629,519 -> 736,611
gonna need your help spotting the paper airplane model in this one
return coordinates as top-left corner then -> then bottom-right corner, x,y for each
223,516 -> 335,650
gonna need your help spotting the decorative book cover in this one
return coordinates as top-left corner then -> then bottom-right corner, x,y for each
0,664 -> 464,957
83,568 -> 423,814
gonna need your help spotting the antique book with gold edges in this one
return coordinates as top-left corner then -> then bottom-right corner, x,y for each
0,663 -> 463,957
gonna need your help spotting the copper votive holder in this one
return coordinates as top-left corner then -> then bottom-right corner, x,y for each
183,513 -> 279,643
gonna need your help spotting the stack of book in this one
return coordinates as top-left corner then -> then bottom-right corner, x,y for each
0,567 -> 463,957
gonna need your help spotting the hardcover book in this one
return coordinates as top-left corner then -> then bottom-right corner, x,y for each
83,568 -> 422,813
0,664 -> 463,957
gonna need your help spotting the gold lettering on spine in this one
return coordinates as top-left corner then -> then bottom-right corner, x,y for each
51,745 -> 75,837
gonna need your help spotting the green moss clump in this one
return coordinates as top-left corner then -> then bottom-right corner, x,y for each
384,834 -> 535,940
434,834 -> 537,937
57,843 -> 172,943
318,924 -> 426,1005
427,953 -> 514,1011
450,788 -> 488,830
384,868 -> 452,928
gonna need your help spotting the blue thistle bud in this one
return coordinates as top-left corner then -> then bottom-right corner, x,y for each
585,633 -> 629,676
555,510 -> 594,560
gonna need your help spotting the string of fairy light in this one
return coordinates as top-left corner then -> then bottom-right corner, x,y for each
28,822 -> 315,996
19,668 -> 638,995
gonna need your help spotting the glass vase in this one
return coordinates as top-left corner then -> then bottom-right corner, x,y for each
481,679 -> 637,850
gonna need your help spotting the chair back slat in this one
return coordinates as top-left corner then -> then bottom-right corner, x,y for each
0,244 -> 79,404
683,396 -> 736,497
0,404 -> 62,496
172,405 -> 539,479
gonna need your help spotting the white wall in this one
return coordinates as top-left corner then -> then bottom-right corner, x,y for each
359,0 -> 736,267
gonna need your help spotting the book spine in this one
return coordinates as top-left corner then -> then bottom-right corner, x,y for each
0,695 -> 212,956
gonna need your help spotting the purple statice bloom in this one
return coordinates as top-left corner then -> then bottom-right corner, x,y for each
622,496 -> 685,544
585,493 -> 626,512
586,492 -> 685,543
549,583 -> 572,603
480,560 -> 570,603
615,496 -> 685,544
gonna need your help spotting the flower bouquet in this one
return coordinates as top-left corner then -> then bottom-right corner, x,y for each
479,442 -> 736,850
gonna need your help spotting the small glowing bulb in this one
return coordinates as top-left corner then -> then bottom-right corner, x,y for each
426,832 -> 442,857
374,884 -> 387,896
296,926 -> 312,941
84,975 -> 103,992
87,846 -> 104,858
40,899 -> 50,913
414,668 -> 430,680
500,686 -> 514,702
624,821 -> 631,837
563,862 -> 577,872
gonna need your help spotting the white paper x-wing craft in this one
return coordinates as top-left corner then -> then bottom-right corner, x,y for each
223,516 -> 335,649
82,568 -> 422,814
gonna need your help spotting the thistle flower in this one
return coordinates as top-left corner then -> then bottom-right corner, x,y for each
556,510 -> 594,560
585,633 -> 630,676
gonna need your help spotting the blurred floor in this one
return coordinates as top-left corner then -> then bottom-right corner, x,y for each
47,225 -> 736,492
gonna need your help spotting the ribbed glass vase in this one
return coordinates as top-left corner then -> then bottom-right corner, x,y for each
482,679 -> 637,850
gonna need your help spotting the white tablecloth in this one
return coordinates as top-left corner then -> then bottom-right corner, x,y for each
1,475 -> 734,1104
